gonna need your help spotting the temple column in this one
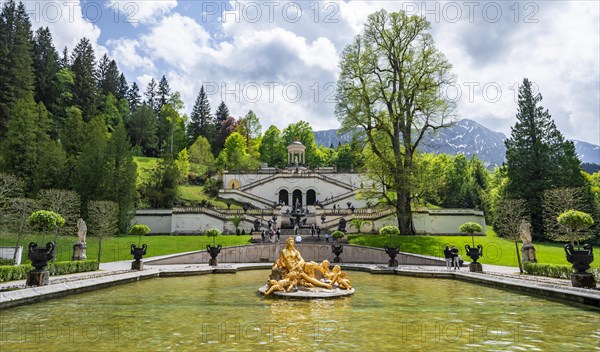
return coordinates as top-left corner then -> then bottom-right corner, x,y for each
302,192 -> 306,207
288,193 -> 292,206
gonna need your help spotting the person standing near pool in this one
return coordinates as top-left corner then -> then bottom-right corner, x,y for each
450,245 -> 459,270
443,246 -> 452,271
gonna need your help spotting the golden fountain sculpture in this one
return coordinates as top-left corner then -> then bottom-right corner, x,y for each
261,237 -> 353,297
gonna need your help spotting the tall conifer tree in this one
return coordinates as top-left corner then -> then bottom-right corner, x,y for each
505,78 -> 587,238
187,85 -> 212,144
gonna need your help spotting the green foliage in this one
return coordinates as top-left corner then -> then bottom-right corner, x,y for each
0,260 -> 98,282
349,218 -> 371,233
176,148 -> 191,182
71,37 -> 98,121
379,225 -> 400,237
126,104 -> 158,156
0,258 -> 14,265
331,230 -> 346,239
37,189 -> 81,236
140,155 -> 180,208
0,264 -> 31,282
504,78 -> 589,239
552,209 -> 595,244
493,198 -> 526,240
218,131 -> 259,171
203,177 -> 223,198
522,262 -> 573,279
205,228 -> 221,237
129,224 -> 151,236
259,125 -> 286,167
229,216 -> 244,233
0,1 -> 35,137
187,135 -> 214,175
336,10 -> 455,234
205,228 -> 221,245
27,210 -> 65,232
459,222 -> 483,234
187,85 -> 213,145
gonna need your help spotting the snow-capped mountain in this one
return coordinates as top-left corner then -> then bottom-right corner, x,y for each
313,119 -> 600,169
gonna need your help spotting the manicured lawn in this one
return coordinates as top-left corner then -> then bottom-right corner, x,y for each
0,232 -> 251,265
348,228 -> 600,268
179,185 -> 243,209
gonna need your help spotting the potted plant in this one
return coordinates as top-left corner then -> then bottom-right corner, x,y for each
26,210 -> 64,286
205,228 -> 222,266
379,225 -> 400,238
331,230 -> 345,242
557,210 -> 595,288
129,224 -> 150,270
459,222 -> 484,272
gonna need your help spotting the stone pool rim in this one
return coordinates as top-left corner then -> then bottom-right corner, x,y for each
1,263 -> 599,310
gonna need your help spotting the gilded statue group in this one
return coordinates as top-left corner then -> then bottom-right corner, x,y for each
265,237 -> 351,295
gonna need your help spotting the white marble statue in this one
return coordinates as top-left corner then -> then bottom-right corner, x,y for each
77,218 -> 87,243
519,219 -> 532,245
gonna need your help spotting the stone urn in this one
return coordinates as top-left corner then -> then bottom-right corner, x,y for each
130,244 -> 147,270
565,243 -> 595,288
26,242 -> 55,286
332,244 -> 343,263
384,245 -> 400,267
465,244 -> 483,272
207,244 -> 222,266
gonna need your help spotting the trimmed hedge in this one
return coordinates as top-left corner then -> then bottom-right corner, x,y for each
0,260 -> 98,282
0,258 -> 15,266
523,262 -> 573,279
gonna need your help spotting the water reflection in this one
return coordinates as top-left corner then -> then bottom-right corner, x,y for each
0,270 -> 598,351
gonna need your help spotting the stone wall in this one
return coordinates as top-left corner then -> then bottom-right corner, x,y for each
145,243 -> 446,266
132,208 -> 487,235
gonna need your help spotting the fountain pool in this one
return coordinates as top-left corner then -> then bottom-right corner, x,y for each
0,270 -> 598,351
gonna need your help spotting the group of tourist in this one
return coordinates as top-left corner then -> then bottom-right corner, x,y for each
443,245 -> 463,270
261,228 -> 281,243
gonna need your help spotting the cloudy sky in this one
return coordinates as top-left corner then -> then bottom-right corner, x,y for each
23,0 -> 600,145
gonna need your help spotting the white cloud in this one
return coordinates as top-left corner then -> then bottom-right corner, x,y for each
25,1 -> 104,54
108,0 -> 599,144
142,13 -> 210,69
107,38 -> 155,71
107,0 -> 177,26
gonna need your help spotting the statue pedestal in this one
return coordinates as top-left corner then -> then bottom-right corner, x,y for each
571,273 -> 596,289
251,231 -> 262,243
72,242 -> 87,261
521,244 -> 537,263
131,260 -> 143,271
26,270 -> 50,286
388,259 -> 398,267
469,262 -> 483,272
209,258 -> 218,266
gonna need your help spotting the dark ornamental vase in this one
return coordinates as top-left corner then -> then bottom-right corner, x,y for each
207,244 -> 222,266
564,243 -> 596,288
130,244 -> 147,270
332,244 -> 343,263
26,242 -> 55,286
465,244 -> 484,272
384,245 -> 400,267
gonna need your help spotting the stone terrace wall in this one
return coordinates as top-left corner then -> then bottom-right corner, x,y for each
145,243 -> 445,266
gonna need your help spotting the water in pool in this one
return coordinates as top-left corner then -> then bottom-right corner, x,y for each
0,270 -> 598,351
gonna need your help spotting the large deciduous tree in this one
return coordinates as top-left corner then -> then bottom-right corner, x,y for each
335,10 -> 455,234
504,78 -> 590,239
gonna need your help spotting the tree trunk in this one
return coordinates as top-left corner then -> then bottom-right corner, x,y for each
97,238 -> 102,270
396,189 -> 414,235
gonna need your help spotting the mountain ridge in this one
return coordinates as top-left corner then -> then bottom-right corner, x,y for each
313,119 -> 600,169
